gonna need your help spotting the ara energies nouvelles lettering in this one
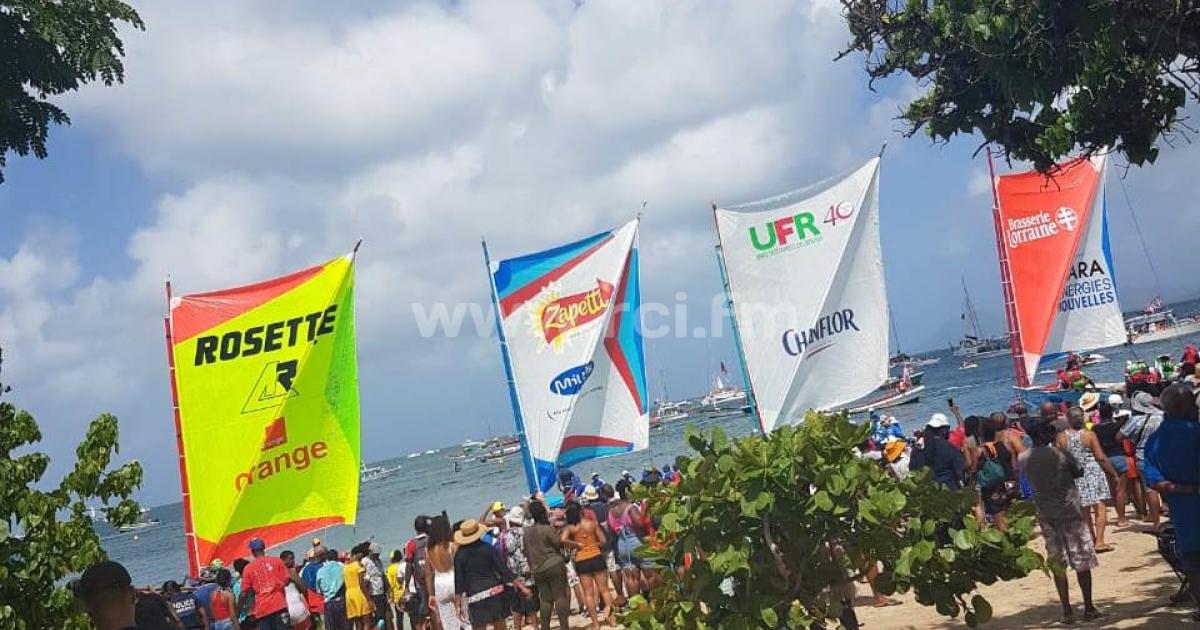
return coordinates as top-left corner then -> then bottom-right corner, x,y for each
1059,259 -> 1117,312
781,309 -> 860,357
193,305 -> 338,366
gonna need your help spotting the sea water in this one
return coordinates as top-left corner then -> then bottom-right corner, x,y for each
102,308 -> 1200,586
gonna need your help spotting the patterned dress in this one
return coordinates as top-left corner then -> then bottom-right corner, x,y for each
1064,429 -> 1110,506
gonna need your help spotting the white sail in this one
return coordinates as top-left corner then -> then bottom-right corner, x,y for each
1041,156 -> 1125,360
489,220 -> 648,492
715,157 -> 889,432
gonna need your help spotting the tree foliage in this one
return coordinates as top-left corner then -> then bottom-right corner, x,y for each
0,347 -> 143,630
839,0 -> 1200,171
622,413 -> 1042,629
0,0 -> 143,184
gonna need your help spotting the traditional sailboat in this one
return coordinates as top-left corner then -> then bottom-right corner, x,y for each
713,155 -> 891,431
483,220 -> 648,494
955,279 -> 1010,359
986,152 -> 1126,404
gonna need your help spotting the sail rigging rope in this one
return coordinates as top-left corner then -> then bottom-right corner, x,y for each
1116,175 -> 1165,300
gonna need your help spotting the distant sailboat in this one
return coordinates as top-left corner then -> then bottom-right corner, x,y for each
955,279 -> 1009,359
701,362 -> 747,411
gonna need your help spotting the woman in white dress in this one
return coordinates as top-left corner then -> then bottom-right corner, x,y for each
424,513 -> 464,630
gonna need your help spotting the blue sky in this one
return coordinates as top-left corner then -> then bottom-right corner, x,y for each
2,0 -> 1198,506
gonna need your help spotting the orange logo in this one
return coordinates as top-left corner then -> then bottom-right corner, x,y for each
529,280 -> 614,351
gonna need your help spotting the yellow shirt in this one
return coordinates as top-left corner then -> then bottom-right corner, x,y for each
385,562 -> 405,603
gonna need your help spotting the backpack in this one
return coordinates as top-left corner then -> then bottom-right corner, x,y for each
976,442 -> 1007,489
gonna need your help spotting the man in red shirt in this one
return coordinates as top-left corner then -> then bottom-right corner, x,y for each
241,537 -> 302,630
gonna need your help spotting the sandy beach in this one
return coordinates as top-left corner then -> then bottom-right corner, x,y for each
858,518 -> 1193,629
561,515 -> 1192,629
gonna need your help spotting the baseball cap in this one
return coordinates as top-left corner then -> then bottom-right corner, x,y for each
1107,394 -> 1123,406
74,560 -> 132,600
248,537 -> 266,552
490,501 -> 505,513
926,413 -> 950,429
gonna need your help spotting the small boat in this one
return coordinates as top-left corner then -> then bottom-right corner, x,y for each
1125,305 -> 1200,345
911,356 -> 942,367
650,400 -> 688,426
1016,383 -> 1121,406
477,445 -> 521,463
1037,353 -> 1109,375
959,361 -> 978,370
360,462 -> 395,483
424,449 -> 437,455
955,280 -> 1011,359
406,452 -> 420,459
847,384 -> 925,414
876,370 -> 924,391
702,363 -> 747,410
118,508 -> 161,533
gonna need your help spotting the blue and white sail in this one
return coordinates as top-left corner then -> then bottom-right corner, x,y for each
487,220 -> 647,493
1039,155 -> 1126,363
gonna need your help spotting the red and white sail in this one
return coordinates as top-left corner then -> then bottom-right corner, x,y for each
994,155 -> 1125,380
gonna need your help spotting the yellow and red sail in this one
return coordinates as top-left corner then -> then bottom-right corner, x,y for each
167,253 -> 360,572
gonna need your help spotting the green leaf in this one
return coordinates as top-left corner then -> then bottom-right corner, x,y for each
661,513 -> 681,533
972,595 -> 993,623
760,607 -> 778,627
813,490 -> 834,512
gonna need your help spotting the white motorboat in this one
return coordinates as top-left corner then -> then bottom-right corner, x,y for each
959,361 -> 978,370
360,462 -> 395,483
1126,306 -> 1200,345
702,364 -> 747,410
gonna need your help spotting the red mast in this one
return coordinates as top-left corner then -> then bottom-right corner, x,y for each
986,148 -> 1030,388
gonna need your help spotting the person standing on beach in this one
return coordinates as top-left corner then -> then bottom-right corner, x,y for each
562,502 -> 617,630
164,580 -> 210,630
1056,407 -> 1119,553
362,543 -> 393,630
385,550 -> 406,630
316,549 -> 348,630
1019,418 -> 1104,625
910,413 -> 965,490
1120,391 -> 1165,526
425,514 -> 464,630
454,519 -> 531,630
210,570 -> 242,630
1144,383 -> 1200,620
242,538 -> 304,630
501,507 -> 540,630
75,560 -> 142,630
343,544 -> 374,630
403,516 -> 432,630
523,500 -> 571,630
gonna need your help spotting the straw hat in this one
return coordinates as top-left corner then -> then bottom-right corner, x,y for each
1079,392 -> 1100,411
454,519 -> 486,546
506,506 -> 526,527
581,485 -> 600,502
883,440 -> 906,463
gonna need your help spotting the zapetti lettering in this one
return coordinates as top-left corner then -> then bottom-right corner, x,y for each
234,440 -> 328,491
194,305 -> 338,366
781,309 -> 860,356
